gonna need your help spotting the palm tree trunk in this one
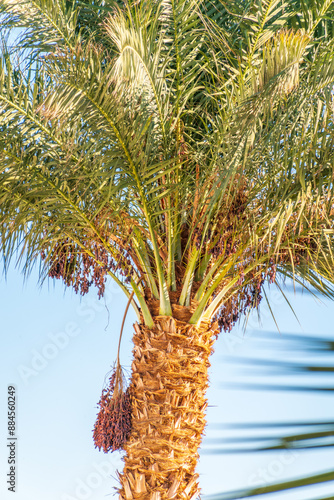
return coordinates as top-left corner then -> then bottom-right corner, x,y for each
118,315 -> 218,499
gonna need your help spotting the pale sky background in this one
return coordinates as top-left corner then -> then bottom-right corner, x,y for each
1,265 -> 334,500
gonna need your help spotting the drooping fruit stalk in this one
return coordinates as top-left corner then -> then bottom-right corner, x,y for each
93,290 -> 136,453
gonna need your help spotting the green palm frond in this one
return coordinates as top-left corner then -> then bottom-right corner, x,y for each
205,470 -> 334,499
1,0 -> 334,333
0,0 -> 79,53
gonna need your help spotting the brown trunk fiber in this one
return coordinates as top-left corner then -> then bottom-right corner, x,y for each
118,315 -> 218,499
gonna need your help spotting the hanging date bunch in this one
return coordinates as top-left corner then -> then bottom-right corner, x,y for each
93,363 -> 132,453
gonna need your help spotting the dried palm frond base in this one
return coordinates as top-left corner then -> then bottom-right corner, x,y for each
93,364 -> 131,453
118,315 -> 218,500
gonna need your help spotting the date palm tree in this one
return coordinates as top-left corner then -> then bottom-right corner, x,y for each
1,0 -> 334,498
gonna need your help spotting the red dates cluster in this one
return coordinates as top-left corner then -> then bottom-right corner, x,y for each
93,370 -> 132,453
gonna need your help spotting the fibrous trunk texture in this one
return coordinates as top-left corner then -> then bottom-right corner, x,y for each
118,315 -> 218,500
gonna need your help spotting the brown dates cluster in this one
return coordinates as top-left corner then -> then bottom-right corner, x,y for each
41,235 -> 134,298
93,368 -> 132,453
216,270 -> 267,333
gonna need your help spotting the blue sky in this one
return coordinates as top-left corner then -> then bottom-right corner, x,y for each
1,265 -> 334,500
